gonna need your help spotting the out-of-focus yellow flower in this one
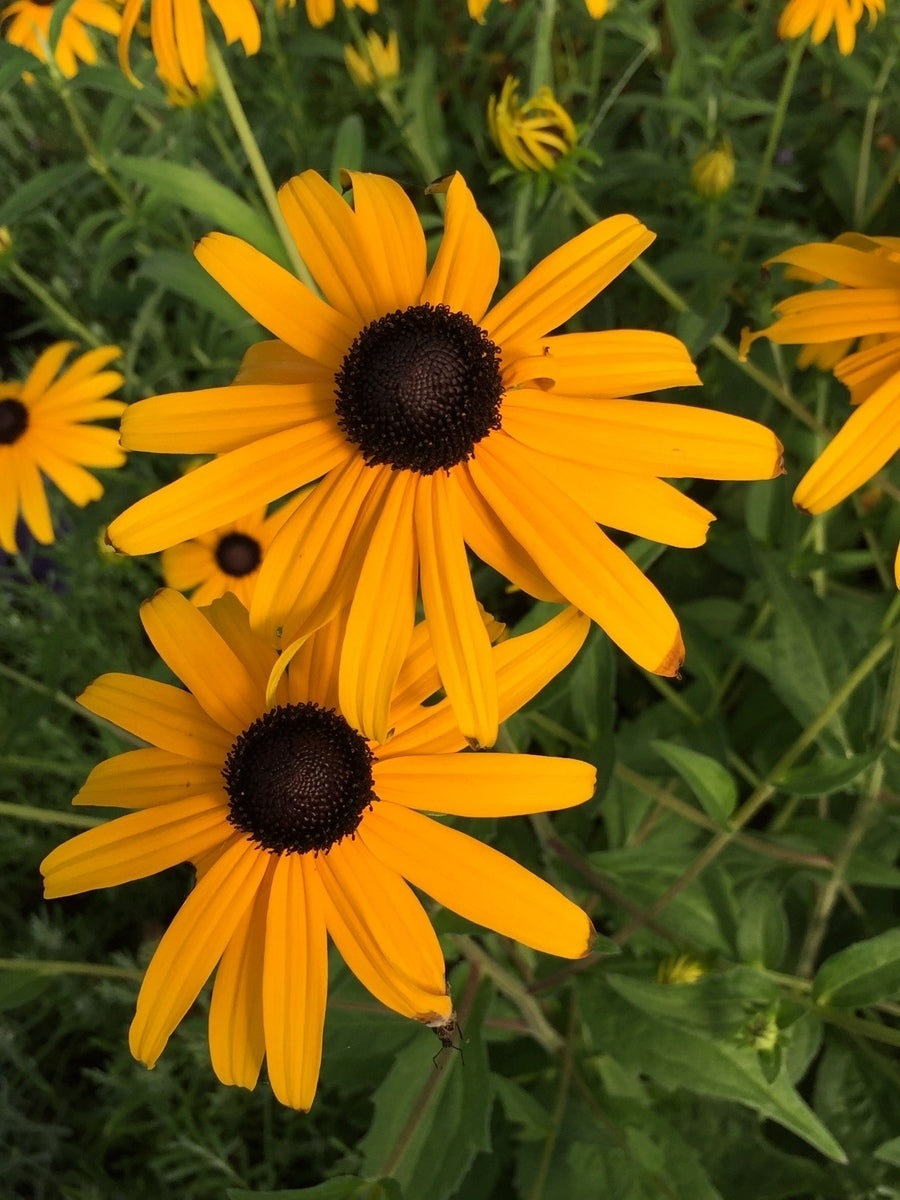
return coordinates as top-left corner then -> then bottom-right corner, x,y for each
656,954 -> 706,985
487,77 -> 577,173
690,138 -> 735,199
1,0 -> 121,78
343,29 -> 398,89
119,0 -> 260,90
0,226 -> 12,259
163,60 -> 215,106
778,0 -> 884,55
277,0 -> 378,29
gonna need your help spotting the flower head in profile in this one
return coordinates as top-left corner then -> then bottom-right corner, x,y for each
488,77 -> 577,174
118,0 -> 260,89
161,492 -> 307,608
276,0 -> 377,30
742,232 -> 900,584
110,169 -> 783,749
777,0 -> 884,55
469,0 -> 608,21
0,342 -> 125,555
41,589 -> 595,1111
1,0 -> 121,77
344,28 -> 398,89
690,138 -> 735,200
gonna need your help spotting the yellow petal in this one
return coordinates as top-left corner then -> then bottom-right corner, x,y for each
373,753 -> 596,816
468,435 -> 684,675
361,804 -> 594,958
505,330 -> 700,396
41,796 -> 231,898
109,423 -> 352,555
794,372 -> 900,513
341,170 -> 428,315
19,342 -> 75,404
415,471 -> 498,748
502,392 -> 784,480
139,589 -> 263,735
194,232 -> 355,367
421,173 -> 499,322
172,0 -> 205,86
78,674 -> 233,762
263,854 -> 328,1112
286,617 -> 344,712
73,747 -> 224,809
234,339 -> 332,386
130,836 -> 269,1066
119,384 -> 335,455
767,243 -> 900,289
316,837 -> 451,1017
382,606 -> 590,758
201,591 -> 278,697
209,862 -> 273,1090
339,471 -> 419,742
484,215 -> 655,356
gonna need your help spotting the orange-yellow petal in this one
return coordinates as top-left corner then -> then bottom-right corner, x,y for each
73,747 -> 224,809
421,173 -> 499,322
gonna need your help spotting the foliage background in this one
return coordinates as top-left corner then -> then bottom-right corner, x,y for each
1,1 -> 899,1197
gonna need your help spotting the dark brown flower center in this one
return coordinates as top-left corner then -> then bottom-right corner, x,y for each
0,398 -> 28,446
215,531 -> 262,577
222,702 -> 376,855
334,303 -> 504,474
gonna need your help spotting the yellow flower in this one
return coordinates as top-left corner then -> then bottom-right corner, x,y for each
163,59 -> 215,105
742,233 -> 900,584
0,342 -> 125,554
41,589 -> 595,1111
118,0 -> 260,89
109,169 -> 783,748
777,0 -> 884,55
1,0 -> 121,78
276,0 -> 378,29
343,28 -> 398,89
656,954 -> 706,984
161,492 -> 308,608
488,77 -> 577,174
690,139 -> 735,200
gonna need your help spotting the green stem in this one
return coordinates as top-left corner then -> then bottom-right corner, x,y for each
528,0 -> 559,94
864,147 -> 900,226
527,999 -> 575,1200
449,934 -> 562,1053
853,47 -> 896,228
795,637 -> 900,977
731,35 -> 805,269
0,801 -> 98,829
8,262 -> 101,347
613,631 -> 897,945
206,38 -> 316,289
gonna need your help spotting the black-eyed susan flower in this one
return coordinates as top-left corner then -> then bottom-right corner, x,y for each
1,0 -> 121,77
0,342 -> 125,555
109,169 -> 783,748
118,0 -> 260,89
41,589 -> 595,1111
742,233 -> 900,584
343,28 -> 398,89
777,0 -> 884,55
276,0 -> 377,30
488,77 -> 577,174
161,492 -> 307,608
690,139 -> 735,200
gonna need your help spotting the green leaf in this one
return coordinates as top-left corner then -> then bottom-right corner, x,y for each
330,114 -> 365,189
0,45 -> 39,95
874,1136 -> 900,1168
226,1181 -> 405,1200
651,740 -> 737,825
0,162 -> 92,225
47,0 -> 79,53
812,928 -> 900,1007
360,977 -> 493,1200
776,751 -> 880,797
111,155 -> 287,264
585,979 -> 846,1162
604,968 -> 780,1038
736,881 -> 788,969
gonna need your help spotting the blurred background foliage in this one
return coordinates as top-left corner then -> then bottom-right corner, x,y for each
1,0 -> 899,1197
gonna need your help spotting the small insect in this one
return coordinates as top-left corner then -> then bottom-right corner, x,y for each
427,1011 -> 464,1068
